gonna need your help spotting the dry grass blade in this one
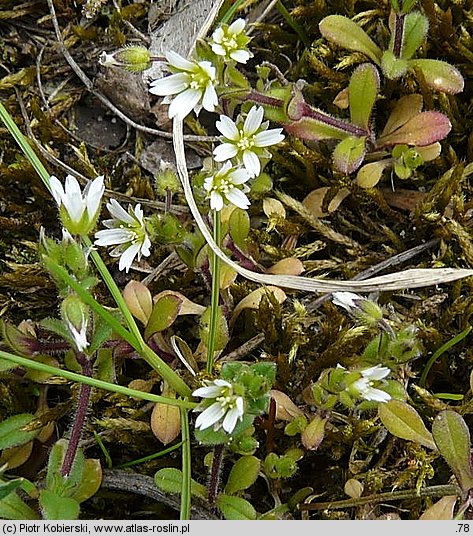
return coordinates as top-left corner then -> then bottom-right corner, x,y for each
173,120 -> 473,293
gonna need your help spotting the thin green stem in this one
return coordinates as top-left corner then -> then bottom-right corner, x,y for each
118,442 -> 184,469
218,0 -> 247,25
276,0 -> 311,47
0,349 -> 197,409
206,210 -> 222,374
419,326 -> 472,387
180,408 -> 191,521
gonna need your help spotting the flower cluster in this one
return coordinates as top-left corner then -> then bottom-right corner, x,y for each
347,364 -> 391,402
145,19 -> 284,212
193,379 -> 245,434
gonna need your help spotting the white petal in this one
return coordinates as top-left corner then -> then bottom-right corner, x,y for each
228,18 -> 246,35
118,242 -> 141,272
85,175 -> 104,219
193,385 -> 223,398
213,143 -> 238,162
168,88 -> 202,120
195,402 -> 225,430
228,168 -> 250,185
211,43 -> 226,56
244,106 -> 264,135
133,204 -> 144,223
65,174 -> 82,199
212,27 -> 224,43
361,365 -> 390,381
226,188 -> 250,210
363,387 -> 391,402
49,176 -> 65,206
202,83 -> 218,112
216,115 -> 239,141
140,235 -> 152,258
94,228 -> 133,246
254,129 -> 285,147
230,49 -> 251,64
107,199 -> 135,224
210,191 -> 224,211
222,407 -> 239,433
149,73 -> 190,96
243,150 -> 261,177
165,50 -> 195,72
332,291 -> 361,309
214,379 -> 232,388
198,61 -> 216,80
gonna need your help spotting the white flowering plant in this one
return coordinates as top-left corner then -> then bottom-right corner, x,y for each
193,362 -> 276,445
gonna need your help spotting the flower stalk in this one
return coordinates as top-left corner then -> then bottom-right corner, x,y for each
206,210 -> 222,374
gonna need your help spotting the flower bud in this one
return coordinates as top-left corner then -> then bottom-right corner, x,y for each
61,295 -> 89,352
99,46 -> 152,73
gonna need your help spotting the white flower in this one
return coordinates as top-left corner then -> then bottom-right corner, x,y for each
210,19 -> 253,64
204,162 -> 251,211
94,199 -> 151,273
351,365 -> 391,402
49,174 -> 104,235
149,51 -> 218,120
213,106 -> 285,177
332,292 -> 363,312
193,379 -> 245,434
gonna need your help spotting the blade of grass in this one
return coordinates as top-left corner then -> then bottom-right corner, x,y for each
118,442 -> 184,469
0,349 -> 196,409
180,408 -> 192,521
419,326 -> 472,387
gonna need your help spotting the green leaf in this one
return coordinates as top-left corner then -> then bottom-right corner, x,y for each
381,50 -> 409,80
145,294 -> 182,338
39,490 -> 80,520
0,414 -> 39,450
432,410 -> 473,492
225,456 -> 260,494
154,468 -> 207,500
356,161 -> 392,188
71,459 -> 102,504
0,479 -> 24,500
199,306 -> 229,352
378,399 -> 437,449
377,111 -> 451,148
401,12 -> 428,59
411,59 -> 464,94
216,494 -> 257,520
349,64 -> 379,129
332,136 -> 366,174
319,15 -> 382,64
229,208 -> 250,250
0,491 -> 39,520
45,439 -> 85,495
194,415 -> 254,446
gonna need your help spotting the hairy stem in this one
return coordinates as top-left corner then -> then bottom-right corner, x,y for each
393,13 -> 405,58
208,444 -> 225,506
61,352 -> 92,477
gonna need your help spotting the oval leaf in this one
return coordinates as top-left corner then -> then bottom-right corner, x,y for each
229,208 -> 250,250
301,415 -> 327,451
225,456 -> 260,494
302,187 -> 350,217
333,136 -> 366,174
411,59 -> 464,94
356,161 -> 392,188
267,258 -> 304,276
71,459 -> 102,504
151,401 -> 181,445
270,390 -> 304,421
378,399 -> 437,450
419,495 -> 457,520
145,293 -> 182,338
432,410 -> 473,492
0,491 -> 40,520
154,468 -> 207,500
377,111 -> 451,148
216,494 -> 257,520
349,64 -> 379,129
39,490 -> 80,520
381,94 -> 424,137
123,280 -> 153,325
319,15 -> 382,64
401,12 -> 429,60
0,414 -> 39,450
